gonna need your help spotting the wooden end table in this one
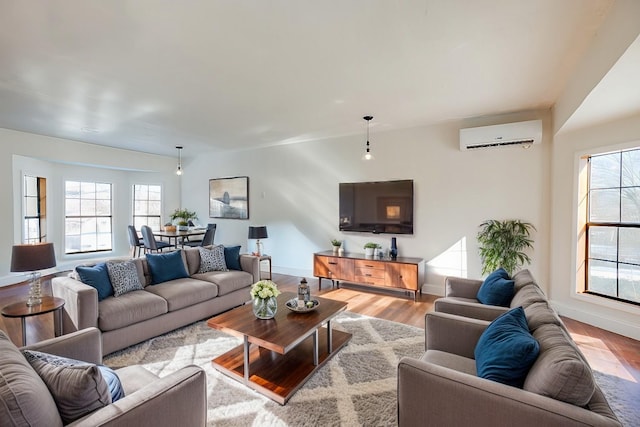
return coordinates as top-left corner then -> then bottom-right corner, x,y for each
207,292 -> 351,404
1,296 -> 65,346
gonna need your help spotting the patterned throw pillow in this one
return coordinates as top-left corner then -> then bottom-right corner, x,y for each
106,260 -> 144,297
198,245 -> 228,273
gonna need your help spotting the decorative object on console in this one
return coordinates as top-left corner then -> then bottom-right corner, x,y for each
361,115 -> 374,161
390,237 -> 398,260
331,239 -> 342,254
175,145 -> 183,176
209,176 -> 249,219
477,219 -> 535,275
248,226 -> 268,256
11,243 -> 57,306
250,280 -> 280,319
363,242 -> 381,257
169,208 -> 198,231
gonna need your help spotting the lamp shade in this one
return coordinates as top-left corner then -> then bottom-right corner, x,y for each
10,243 -> 57,272
248,226 -> 268,240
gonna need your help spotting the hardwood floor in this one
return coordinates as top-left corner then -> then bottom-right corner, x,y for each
2,272 -> 639,392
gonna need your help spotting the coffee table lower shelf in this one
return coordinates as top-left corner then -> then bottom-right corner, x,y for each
212,327 -> 351,405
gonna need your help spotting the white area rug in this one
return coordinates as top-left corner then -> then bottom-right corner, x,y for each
103,311 -> 424,426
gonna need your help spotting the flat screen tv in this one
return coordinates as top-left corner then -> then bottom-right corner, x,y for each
339,179 -> 414,234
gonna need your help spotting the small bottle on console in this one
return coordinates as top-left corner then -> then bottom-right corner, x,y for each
298,278 -> 310,308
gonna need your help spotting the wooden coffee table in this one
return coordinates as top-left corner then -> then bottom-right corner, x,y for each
206,292 -> 351,404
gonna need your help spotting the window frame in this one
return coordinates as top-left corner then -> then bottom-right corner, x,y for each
23,175 -> 47,244
132,183 -> 163,230
64,180 -> 113,254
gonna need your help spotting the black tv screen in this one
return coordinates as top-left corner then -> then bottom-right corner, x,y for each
339,180 -> 414,234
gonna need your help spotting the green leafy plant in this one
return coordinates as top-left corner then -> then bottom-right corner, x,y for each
169,208 -> 198,226
331,239 -> 342,247
363,242 -> 381,249
477,219 -> 535,276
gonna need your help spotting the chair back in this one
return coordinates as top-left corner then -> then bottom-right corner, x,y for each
127,225 -> 140,247
140,225 -> 158,251
200,226 -> 216,246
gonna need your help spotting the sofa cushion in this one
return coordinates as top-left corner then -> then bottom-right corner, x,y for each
184,246 -> 201,276
76,262 -> 114,301
474,306 -> 540,388
422,350 -> 477,376
510,283 -> 547,308
524,301 -> 562,331
477,268 -> 514,307
22,350 -> 110,424
98,290 -> 168,331
524,323 -> 596,406
512,269 -> 537,292
146,250 -> 189,284
192,270 -> 253,296
107,260 -> 144,297
224,245 -> 242,271
198,245 -> 227,272
0,331 -> 63,427
144,278 -> 219,311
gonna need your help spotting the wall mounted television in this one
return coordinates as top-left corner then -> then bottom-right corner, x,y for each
339,179 -> 414,234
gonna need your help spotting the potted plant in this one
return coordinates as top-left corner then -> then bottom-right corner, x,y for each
477,219 -> 535,276
363,242 -> 381,257
331,239 -> 342,254
170,208 -> 198,231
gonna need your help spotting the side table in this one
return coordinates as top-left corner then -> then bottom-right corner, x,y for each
1,296 -> 65,346
258,255 -> 272,280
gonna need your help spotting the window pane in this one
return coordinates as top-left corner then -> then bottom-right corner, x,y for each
66,199 -> 80,216
622,150 -> 640,187
96,200 -> 111,216
619,228 -> 640,265
25,197 -> 38,216
81,182 -> 96,199
66,181 -> 80,198
134,185 -> 146,199
149,185 -> 161,200
149,200 -> 161,215
135,200 -> 148,215
25,176 -> 37,196
588,259 -> 617,297
619,264 -> 640,303
589,226 -> 617,262
96,183 -> 111,199
589,189 -> 619,222
66,235 -> 81,253
590,153 -> 620,189
80,199 -> 96,216
97,218 -> 111,233
621,187 -> 640,223
147,217 -> 161,230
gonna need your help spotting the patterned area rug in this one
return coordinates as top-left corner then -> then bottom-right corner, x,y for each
103,312 -> 424,426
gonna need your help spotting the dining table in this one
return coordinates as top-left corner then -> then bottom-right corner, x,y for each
153,228 -> 206,248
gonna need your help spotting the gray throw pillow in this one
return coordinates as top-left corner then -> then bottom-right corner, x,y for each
198,245 -> 228,273
22,350 -> 111,424
107,260 -> 144,296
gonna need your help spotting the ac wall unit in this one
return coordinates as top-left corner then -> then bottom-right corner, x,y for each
459,119 -> 542,151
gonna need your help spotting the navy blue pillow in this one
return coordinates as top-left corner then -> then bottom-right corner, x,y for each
474,306 -> 540,388
477,268 -> 514,306
224,246 -> 242,271
76,263 -> 113,301
146,250 -> 189,284
98,365 -> 125,402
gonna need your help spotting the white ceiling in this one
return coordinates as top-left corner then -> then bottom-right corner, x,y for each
0,0 -> 617,157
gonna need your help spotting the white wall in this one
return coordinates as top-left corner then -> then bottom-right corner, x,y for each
1,128 -> 180,283
182,110 -> 551,295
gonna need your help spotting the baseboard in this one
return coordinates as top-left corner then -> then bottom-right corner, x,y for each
552,300 -> 640,341
421,283 -> 444,297
272,266 -> 313,280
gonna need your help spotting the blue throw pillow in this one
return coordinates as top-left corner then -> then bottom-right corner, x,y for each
474,306 -> 540,388
477,267 -> 514,306
224,245 -> 242,271
97,365 -> 125,402
146,250 -> 189,284
76,263 -> 113,301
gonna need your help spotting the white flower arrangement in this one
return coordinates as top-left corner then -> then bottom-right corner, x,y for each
250,280 -> 281,300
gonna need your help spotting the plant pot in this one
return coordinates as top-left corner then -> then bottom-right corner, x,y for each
364,247 -> 374,257
177,225 -> 189,231
332,246 -> 340,254
253,296 -> 277,319
164,225 -> 177,232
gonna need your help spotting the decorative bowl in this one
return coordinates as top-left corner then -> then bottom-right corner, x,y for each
285,298 -> 320,313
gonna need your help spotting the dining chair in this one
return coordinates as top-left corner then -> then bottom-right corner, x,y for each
183,224 -> 216,247
127,225 -> 144,257
140,225 -> 173,253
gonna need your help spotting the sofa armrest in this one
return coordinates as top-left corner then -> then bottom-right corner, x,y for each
70,365 -> 207,427
425,312 -> 489,358
21,327 -> 102,365
445,276 -> 483,299
240,254 -> 260,282
397,357 -> 621,427
52,276 -> 99,333
434,297 -> 509,321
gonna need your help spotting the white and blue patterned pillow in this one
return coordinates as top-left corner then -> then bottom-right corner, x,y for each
198,245 -> 228,273
106,261 -> 144,297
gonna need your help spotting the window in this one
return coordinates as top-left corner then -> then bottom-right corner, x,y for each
65,181 -> 112,254
585,149 -> 640,304
23,175 -> 46,244
133,184 -> 162,230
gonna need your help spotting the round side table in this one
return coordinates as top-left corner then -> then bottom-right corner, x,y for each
1,296 -> 65,346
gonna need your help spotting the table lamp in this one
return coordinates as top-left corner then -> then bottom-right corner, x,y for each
10,243 -> 57,306
248,226 -> 268,256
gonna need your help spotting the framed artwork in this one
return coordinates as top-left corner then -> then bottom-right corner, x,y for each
209,176 -> 249,219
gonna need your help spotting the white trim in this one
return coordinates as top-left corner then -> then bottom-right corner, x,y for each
552,299 -> 640,341
422,283 -> 444,296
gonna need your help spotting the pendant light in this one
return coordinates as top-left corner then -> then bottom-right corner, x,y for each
362,116 -> 374,161
176,146 -> 183,175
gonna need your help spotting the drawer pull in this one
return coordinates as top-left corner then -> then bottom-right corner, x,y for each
328,262 -> 338,265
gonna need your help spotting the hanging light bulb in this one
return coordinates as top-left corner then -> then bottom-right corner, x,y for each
361,116 -> 374,161
176,146 -> 183,175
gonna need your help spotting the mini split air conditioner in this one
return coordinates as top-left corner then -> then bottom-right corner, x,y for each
459,119 -> 542,151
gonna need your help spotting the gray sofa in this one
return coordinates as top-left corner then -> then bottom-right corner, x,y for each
397,270 -> 621,426
0,327 -> 206,426
53,247 -> 260,354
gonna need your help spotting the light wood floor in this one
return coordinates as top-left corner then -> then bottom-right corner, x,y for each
2,272 -> 639,395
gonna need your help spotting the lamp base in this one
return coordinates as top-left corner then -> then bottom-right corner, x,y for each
26,296 -> 42,307
25,272 -> 42,306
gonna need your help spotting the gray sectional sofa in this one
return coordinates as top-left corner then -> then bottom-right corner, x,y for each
53,247 -> 260,354
397,270 -> 621,426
